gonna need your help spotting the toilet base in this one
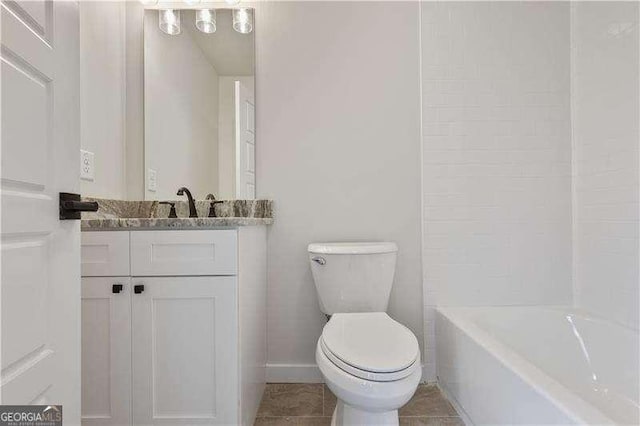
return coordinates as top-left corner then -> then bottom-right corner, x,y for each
331,400 -> 399,426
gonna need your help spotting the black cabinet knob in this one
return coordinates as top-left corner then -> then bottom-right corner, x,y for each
134,284 -> 145,294
112,284 -> 123,294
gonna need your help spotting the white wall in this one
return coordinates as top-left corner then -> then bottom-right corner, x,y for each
421,2 -> 573,379
256,2 -> 423,381
571,2 -> 639,329
80,1 -> 126,199
218,76 -> 254,199
144,10 -> 220,200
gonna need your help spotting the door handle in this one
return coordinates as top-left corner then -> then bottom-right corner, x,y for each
59,192 -> 99,220
112,284 -> 123,294
134,284 -> 145,294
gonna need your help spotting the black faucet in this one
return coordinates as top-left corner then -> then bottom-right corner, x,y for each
205,194 -> 224,218
176,187 -> 197,218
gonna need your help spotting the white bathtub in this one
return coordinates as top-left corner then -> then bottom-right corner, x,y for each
436,306 -> 639,425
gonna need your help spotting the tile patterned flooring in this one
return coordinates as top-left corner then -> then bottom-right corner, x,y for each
254,383 -> 463,426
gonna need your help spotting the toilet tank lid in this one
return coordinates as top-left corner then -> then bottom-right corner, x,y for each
308,242 -> 398,255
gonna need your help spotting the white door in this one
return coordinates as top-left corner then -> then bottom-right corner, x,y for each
81,278 -> 131,426
235,81 -> 255,199
131,277 -> 238,425
1,0 -> 81,421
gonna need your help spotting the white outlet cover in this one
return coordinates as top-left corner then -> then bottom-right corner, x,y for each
80,150 -> 95,181
147,169 -> 157,192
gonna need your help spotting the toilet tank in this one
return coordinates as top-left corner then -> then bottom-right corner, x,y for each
308,242 -> 398,315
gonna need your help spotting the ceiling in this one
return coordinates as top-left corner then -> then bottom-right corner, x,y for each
181,8 -> 255,76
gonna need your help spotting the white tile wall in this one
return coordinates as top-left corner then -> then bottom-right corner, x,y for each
421,2 -> 573,379
571,2 -> 639,330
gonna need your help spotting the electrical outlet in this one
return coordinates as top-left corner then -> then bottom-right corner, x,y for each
147,169 -> 157,192
80,150 -> 95,181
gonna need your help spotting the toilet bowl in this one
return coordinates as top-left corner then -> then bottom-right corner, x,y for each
308,242 -> 421,425
316,312 -> 421,425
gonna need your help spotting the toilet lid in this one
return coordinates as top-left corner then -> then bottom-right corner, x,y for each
321,312 -> 419,378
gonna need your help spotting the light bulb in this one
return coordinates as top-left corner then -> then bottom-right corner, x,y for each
232,8 -> 253,34
195,9 -> 216,34
159,9 -> 181,35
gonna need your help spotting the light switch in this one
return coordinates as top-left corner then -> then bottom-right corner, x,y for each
147,169 -> 157,192
80,150 -> 95,181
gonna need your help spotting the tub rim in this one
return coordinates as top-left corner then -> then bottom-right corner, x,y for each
437,306 -> 620,425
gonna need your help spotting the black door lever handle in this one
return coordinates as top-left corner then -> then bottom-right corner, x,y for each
59,192 -> 99,220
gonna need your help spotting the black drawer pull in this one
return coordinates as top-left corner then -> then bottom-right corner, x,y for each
134,284 -> 145,294
112,284 -> 123,294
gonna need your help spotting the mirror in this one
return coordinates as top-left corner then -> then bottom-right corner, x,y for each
144,8 -> 255,201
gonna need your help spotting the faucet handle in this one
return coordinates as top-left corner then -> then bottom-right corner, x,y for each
158,201 -> 177,218
207,198 -> 224,218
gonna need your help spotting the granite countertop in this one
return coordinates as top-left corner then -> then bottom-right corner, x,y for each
81,198 -> 273,230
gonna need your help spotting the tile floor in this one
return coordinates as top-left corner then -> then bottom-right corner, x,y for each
254,383 -> 463,426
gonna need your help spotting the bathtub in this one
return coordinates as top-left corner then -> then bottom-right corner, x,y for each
436,306 -> 639,425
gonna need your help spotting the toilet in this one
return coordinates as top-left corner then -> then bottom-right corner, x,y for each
308,242 -> 421,426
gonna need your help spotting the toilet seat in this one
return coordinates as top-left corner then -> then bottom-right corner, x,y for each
320,312 -> 419,382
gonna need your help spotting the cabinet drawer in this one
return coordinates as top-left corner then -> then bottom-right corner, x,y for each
81,231 -> 130,276
131,230 -> 237,276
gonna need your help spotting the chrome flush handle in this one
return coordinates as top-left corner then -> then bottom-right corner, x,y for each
311,256 -> 326,266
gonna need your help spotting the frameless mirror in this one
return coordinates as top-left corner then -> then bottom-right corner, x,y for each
144,8 -> 255,200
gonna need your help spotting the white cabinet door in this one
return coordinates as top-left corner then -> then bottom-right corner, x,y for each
1,0 -> 81,417
81,278 -> 132,426
131,277 -> 238,425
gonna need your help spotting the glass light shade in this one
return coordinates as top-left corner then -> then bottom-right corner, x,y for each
159,9 -> 181,35
195,9 -> 216,33
232,8 -> 253,34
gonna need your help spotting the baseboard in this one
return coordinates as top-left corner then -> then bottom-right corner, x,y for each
266,364 -> 324,383
265,363 -> 432,384
421,364 -> 436,384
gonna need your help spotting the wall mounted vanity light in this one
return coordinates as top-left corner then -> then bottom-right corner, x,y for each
159,9 -> 181,35
195,9 -> 217,34
232,8 -> 253,34
155,5 -> 252,36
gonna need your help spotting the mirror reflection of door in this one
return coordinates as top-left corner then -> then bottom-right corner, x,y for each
143,9 -> 255,200
235,81 -> 256,199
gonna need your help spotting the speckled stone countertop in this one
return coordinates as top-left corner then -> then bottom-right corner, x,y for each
81,198 -> 273,230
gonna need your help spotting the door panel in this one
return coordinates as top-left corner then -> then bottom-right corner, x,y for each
81,278 -> 131,426
235,81 -> 256,199
132,277 -> 238,425
1,0 -> 80,418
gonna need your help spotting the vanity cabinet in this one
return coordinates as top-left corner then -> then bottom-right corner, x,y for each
81,229 -> 266,426
81,276 -> 132,426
